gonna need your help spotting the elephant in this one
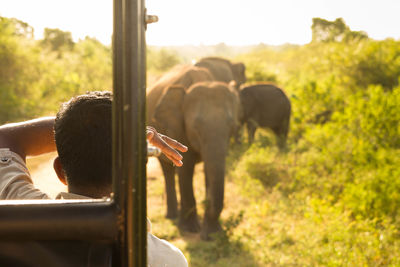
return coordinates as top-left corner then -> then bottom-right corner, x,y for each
147,64 -> 215,219
148,80 -> 241,240
239,83 -> 291,149
194,57 -> 246,89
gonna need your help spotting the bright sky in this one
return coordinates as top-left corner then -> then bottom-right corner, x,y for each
0,0 -> 399,46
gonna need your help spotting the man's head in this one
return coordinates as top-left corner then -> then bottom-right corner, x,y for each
53,91 -> 112,198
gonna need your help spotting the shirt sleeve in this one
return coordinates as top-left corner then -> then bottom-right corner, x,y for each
147,233 -> 188,267
0,148 -> 50,200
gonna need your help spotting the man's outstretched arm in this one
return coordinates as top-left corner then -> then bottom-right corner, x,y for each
0,117 -> 187,165
0,117 -> 56,162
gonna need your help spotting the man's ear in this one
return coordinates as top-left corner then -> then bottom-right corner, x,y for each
53,157 -> 67,185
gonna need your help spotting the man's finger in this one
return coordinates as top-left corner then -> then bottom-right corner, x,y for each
146,130 -> 154,139
149,134 -> 183,161
157,140 -> 183,161
160,135 -> 188,152
160,147 -> 182,166
165,154 -> 183,167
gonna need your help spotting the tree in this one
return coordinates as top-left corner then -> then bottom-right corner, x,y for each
0,17 -> 34,38
213,42 -> 233,57
0,17 -> 40,123
311,17 -> 368,43
147,48 -> 181,73
41,28 -> 74,52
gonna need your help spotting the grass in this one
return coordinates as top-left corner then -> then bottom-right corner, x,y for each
147,158 -> 261,266
147,130 -> 400,266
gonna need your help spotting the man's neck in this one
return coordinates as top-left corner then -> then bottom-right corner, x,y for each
67,186 -> 107,199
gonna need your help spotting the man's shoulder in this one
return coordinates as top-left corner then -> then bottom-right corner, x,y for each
0,148 -> 50,200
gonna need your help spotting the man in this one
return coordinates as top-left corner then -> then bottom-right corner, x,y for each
0,91 -> 188,267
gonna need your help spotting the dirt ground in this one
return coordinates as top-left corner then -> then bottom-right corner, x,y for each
26,153 -> 163,198
26,152 -> 66,198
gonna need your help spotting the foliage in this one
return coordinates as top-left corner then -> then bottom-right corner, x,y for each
1,17 -> 34,38
147,47 -> 182,74
0,17 -> 183,123
0,17 -> 41,123
41,28 -> 74,53
0,17 -> 112,124
227,19 -> 400,266
312,17 -> 368,43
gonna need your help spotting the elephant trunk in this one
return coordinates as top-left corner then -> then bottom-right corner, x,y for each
201,138 -> 229,238
204,155 -> 225,219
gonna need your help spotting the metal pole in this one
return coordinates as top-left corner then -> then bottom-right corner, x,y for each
113,0 -> 147,266
112,0 -> 125,266
112,0 -> 124,209
123,0 -> 147,266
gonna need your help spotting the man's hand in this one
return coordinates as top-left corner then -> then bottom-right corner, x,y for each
146,126 -> 188,167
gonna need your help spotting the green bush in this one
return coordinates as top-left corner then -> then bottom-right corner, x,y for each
0,17 -> 112,123
228,26 -> 400,265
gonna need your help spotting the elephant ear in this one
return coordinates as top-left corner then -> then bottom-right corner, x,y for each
153,85 -> 186,142
176,71 -> 193,88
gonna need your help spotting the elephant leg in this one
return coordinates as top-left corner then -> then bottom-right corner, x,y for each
177,151 -> 200,233
273,120 -> 289,151
247,120 -> 257,144
159,158 -> 178,219
233,125 -> 243,145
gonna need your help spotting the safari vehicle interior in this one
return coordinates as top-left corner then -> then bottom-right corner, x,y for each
0,0 -> 153,266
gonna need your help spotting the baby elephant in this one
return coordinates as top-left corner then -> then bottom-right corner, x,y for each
239,83 -> 291,148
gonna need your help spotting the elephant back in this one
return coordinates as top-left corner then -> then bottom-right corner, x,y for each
195,57 -> 234,84
240,83 -> 289,106
195,57 -> 246,88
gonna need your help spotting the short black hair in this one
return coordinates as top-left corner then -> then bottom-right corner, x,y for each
54,91 -> 112,197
